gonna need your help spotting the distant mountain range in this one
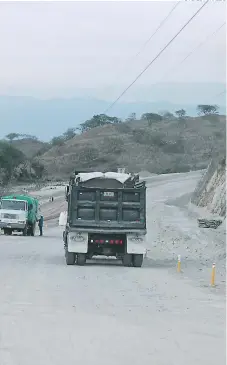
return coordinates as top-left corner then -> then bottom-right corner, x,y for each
0,94 -> 225,141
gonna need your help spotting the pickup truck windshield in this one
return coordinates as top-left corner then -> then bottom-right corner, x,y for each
0,200 -> 26,211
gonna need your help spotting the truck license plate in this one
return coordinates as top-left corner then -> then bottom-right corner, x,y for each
104,192 -> 114,197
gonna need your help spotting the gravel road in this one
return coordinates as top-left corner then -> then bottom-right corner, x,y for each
0,171 -> 225,365
145,170 -> 226,294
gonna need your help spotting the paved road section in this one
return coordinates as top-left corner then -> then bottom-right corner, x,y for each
0,227 -> 225,365
145,170 -> 226,293
0,171 -> 225,365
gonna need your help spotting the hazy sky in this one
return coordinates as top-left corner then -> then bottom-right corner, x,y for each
0,1 -> 226,102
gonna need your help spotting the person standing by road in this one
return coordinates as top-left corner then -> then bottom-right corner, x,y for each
38,215 -> 44,236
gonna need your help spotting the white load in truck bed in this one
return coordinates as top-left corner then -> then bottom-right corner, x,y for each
76,172 -> 132,184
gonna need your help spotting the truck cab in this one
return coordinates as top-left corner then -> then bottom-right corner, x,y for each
0,195 -> 38,236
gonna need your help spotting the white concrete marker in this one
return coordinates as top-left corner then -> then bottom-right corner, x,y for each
59,211 -> 67,226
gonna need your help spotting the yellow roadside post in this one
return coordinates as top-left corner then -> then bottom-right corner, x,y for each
211,263 -> 216,287
177,254 -> 181,273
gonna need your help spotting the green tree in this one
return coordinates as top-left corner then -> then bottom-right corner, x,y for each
141,113 -> 162,123
175,109 -> 186,119
0,141 -> 25,183
197,104 -> 219,116
5,133 -> 20,142
31,161 -> 45,179
51,136 -> 65,146
63,128 -> 76,141
79,114 -> 122,133
21,134 -> 38,140
162,111 -> 175,120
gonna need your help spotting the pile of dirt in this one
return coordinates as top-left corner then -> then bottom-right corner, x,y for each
37,115 -> 226,178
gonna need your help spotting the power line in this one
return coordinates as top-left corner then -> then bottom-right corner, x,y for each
215,90 -> 226,98
104,0 -> 209,114
148,22 -> 226,90
212,90 -> 226,100
114,2 -> 181,81
205,89 -> 226,105
132,2 -> 180,62
173,22 -> 225,69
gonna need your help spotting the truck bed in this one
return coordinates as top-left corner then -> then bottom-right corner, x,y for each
68,182 -> 146,230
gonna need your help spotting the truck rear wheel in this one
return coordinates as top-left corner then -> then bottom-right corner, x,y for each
65,249 -> 75,265
22,225 -> 28,236
30,223 -> 36,236
132,254 -> 143,267
4,228 -> 12,235
76,253 -> 86,266
122,254 -> 132,267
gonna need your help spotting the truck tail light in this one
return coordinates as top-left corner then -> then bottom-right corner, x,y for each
114,239 -> 123,245
91,238 -> 123,245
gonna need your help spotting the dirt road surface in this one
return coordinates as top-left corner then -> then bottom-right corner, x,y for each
0,171 -> 225,365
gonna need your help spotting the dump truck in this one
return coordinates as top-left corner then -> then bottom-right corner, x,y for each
63,171 -> 147,267
0,195 -> 39,236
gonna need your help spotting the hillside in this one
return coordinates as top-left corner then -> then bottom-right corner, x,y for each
189,156 -> 226,278
0,91 -> 225,140
191,156 -> 226,217
37,114 -> 226,178
12,138 -> 48,158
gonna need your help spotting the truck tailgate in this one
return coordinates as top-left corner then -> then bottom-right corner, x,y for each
69,186 -> 146,230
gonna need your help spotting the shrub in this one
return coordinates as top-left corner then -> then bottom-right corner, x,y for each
114,123 -> 132,134
79,146 -> 99,162
0,141 -> 25,184
162,140 -> 185,154
103,137 -> 124,154
132,129 -> 167,147
141,113 -> 163,123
